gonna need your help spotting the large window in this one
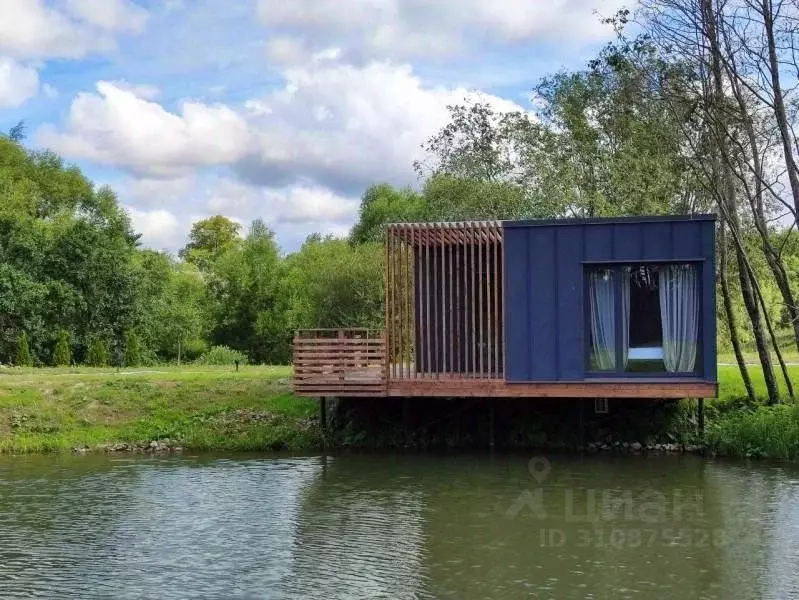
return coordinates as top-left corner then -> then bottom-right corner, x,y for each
586,263 -> 701,375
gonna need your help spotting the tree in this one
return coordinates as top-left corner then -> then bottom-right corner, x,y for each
15,332 -> 33,367
8,121 -> 25,143
179,215 -> 241,270
86,338 -> 109,367
279,237 -> 384,333
350,184 -> 425,244
206,219 -> 283,362
124,331 -> 142,367
53,329 -> 71,366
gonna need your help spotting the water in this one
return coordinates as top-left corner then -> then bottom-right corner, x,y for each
0,453 -> 797,599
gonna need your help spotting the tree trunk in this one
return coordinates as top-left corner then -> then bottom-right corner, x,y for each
719,221 -> 756,403
728,72 -> 799,352
762,0 -> 799,221
702,0 -> 780,403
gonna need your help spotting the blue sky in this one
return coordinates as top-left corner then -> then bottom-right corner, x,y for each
0,0 -> 626,253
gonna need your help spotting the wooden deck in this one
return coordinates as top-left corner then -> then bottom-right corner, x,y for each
292,329 -> 717,399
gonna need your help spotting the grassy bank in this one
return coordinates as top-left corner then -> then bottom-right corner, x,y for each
0,366 -> 320,454
707,364 -> 799,459
0,364 -> 798,458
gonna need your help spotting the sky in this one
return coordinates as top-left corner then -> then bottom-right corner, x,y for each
0,0 -> 627,254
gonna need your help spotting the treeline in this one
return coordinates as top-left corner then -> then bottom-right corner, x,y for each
0,137 -> 385,366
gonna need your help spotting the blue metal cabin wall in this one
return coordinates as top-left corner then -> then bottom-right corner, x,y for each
503,219 -> 716,382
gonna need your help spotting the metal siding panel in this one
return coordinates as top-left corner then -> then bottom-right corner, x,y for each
583,224 -> 612,261
503,228 -> 530,381
643,222 -> 672,260
672,221 -> 701,259
556,226 -> 584,380
702,221 -> 717,381
613,223 -> 642,261
529,227 -> 557,379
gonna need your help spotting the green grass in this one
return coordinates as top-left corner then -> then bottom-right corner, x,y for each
2,363 -> 799,458
708,364 -> 799,459
705,404 -> 799,460
0,365 -> 321,454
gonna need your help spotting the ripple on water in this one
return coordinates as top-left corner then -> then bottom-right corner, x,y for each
0,454 -> 797,599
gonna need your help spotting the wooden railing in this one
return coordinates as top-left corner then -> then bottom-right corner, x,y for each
292,329 -> 387,397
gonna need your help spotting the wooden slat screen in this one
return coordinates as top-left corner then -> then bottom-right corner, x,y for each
386,221 -> 504,380
293,329 -> 387,397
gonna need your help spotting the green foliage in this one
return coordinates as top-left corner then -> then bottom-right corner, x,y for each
206,219 -> 283,363
706,404 -> 799,459
195,345 -> 248,366
280,237 -> 384,331
124,331 -> 142,367
15,332 -> 33,367
0,136 -> 139,365
86,338 -> 110,367
349,184 -> 425,244
180,338 -> 209,362
179,215 -> 241,270
53,330 -> 71,366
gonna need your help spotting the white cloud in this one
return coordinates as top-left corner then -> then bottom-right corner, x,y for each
236,60 -> 524,192
41,60 -> 522,191
65,0 -> 148,33
126,206 -> 181,250
203,178 -> 358,226
0,0 -> 148,60
256,0 -> 623,60
123,175 -> 196,206
107,79 -> 160,99
37,81 -> 253,176
0,57 -> 39,108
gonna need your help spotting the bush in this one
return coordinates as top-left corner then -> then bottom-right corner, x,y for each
53,330 -> 71,366
15,332 -> 33,367
124,331 -> 142,367
179,338 -> 209,363
705,404 -> 799,459
86,338 -> 110,367
195,345 -> 248,366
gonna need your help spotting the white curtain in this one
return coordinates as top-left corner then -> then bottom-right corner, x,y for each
589,270 -> 616,370
621,269 -> 630,368
659,264 -> 699,373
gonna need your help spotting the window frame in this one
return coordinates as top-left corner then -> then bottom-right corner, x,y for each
583,259 -> 705,378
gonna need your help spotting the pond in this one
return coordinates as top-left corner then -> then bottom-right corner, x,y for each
0,452 -> 797,599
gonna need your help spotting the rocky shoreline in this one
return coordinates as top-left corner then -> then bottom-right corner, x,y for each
73,438 -> 185,454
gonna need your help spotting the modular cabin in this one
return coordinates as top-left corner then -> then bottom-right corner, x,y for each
293,215 -> 717,400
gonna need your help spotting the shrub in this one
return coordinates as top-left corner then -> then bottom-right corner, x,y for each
86,338 -> 110,367
195,345 -> 248,366
178,338 -> 209,363
124,331 -> 142,367
705,404 -> 799,459
15,332 -> 33,367
53,329 -> 71,366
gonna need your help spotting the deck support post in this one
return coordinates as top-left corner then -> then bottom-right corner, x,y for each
402,397 -> 411,445
579,399 -> 585,450
697,399 -> 704,439
319,397 -> 327,431
489,402 -> 495,449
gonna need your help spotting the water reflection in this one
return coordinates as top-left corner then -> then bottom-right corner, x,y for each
0,453 -> 797,599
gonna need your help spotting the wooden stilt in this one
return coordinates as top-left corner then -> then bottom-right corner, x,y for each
579,398 -> 585,450
489,402 -> 495,449
320,397 -> 328,449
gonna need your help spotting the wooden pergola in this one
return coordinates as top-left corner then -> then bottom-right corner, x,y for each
385,221 -> 504,381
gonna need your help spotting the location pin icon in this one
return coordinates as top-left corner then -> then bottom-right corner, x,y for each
528,456 -> 551,483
